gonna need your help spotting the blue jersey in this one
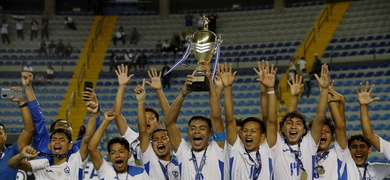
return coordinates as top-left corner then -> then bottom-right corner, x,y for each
0,143 -> 20,179
28,100 -> 101,155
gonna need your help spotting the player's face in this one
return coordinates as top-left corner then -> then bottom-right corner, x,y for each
152,131 -> 171,159
349,139 -> 371,167
49,133 -> 72,154
0,126 -> 7,148
318,125 -> 333,152
187,119 -> 212,151
108,143 -> 131,173
146,111 -> 159,135
54,120 -> 73,136
241,121 -> 264,152
282,117 -> 306,145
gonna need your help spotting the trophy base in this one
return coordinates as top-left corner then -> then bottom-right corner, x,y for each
190,75 -> 210,91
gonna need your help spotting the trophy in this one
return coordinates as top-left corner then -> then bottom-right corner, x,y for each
163,16 -> 223,91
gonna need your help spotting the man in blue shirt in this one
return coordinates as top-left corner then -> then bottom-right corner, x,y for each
0,86 -> 34,179
21,72 -> 100,155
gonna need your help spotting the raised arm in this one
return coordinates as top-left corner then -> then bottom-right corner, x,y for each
311,64 -> 330,144
219,63 -> 237,146
328,82 -> 347,149
113,64 -> 134,135
8,145 -> 39,172
88,112 -> 116,171
257,61 -> 278,147
80,101 -> 99,161
287,74 -> 304,113
356,81 -> 381,150
164,73 -> 193,152
145,68 -> 170,126
254,61 -> 268,121
135,79 -> 149,153
21,72 -> 48,151
9,87 -> 35,152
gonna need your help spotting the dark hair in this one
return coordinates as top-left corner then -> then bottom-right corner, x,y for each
151,128 -> 168,139
50,129 -> 72,142
308,116 -> 335,137
108,137 -> 130,152
188,115 -> 212,129
348,134 -> 371,148
279,111 -> 308,136
235,117 -> 244,128
0,123 -> 6,134
50,119 -> 70,133
242,117 -> 266,134
145,106 -> 159,122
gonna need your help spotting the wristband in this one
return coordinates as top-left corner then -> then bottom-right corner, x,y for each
267,90 -> 275,94
19,103 -> 28,108
213,131 -> 226,142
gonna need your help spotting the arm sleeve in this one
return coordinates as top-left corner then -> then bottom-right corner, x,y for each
378,136 -> 390,160
29,159 -> 50,171
28,100 -> 50,152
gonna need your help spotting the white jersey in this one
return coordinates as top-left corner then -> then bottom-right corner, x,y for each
274,132 -> 318,180
123,127 -> 143,167
30,151 -> 87,180
313,141 -> 348,179
142,144 -> 180,180
176,138 -> 227,180
228,135 -> 276,180
96,159 -> 145,180
378,136 -> 390,160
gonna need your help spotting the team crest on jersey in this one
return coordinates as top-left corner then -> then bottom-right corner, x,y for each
64,166 -> 70,174
0,152 -> 4,159
172,171 -> 179,177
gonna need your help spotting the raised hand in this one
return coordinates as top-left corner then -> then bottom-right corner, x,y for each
355,81 -> 380,105
21,72 -> 33,87
287,74 -> 304,97
82,87 -> 98,103
145,68 -> 162,90
254,60 -> 265,83
104,111 -> 117,122
9,87 -> 24,102
86,101 -> 99,114
214,72 -> 223,90
314,64 -> 330,89
115,64 -> 134,86
197,64 -> 212,80
328,80 -> 344,103
181,71 -> 195,96
134,78 -> 146,103
21,145 -> 39,158
218,62 -> 236,87
256,61 -> 277,89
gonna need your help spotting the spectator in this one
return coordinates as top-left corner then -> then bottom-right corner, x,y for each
179,31 -> 188,52
161,39 -> 170,54
41,14 -> 49,40
154,40 -> 162,54
47,40 -> 56,56
55,39 -> 65,58
109,51 -> 119,72
34,72 -> 45,86
297,56 -> 306,74
278,100 -> 287,116
65,42 -> 73,57
310,53 -> 322,77
46,65 -> 55,81
64,17 -> 77,30
207,12 -> 217,33
184,10 -> 193,33
30,18 -> 38,41
197,13 -> 204,30
129,27 -> 139,45
112,26 -> 125,46
136,52 -> 147,71
1,22 -> 10,44
123,50 -> 133,71
162,61 -> 171,90
38,40 -> 47,56
77,125 -> 86,141
13,15 -> 25,40
23,63 -> 33,72
169,32 -> 180,55
302,69 -> 311,98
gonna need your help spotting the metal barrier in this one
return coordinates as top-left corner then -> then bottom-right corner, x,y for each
77,63 -> 86,96
66,91 -> 76,121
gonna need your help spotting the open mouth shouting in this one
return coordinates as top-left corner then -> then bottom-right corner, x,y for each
355,154 -> 364,161
320,137 -> 327,144
245,138 -> 253,147
157,144 -> 166,153
193,136 -> 203,146
289,131 -> 298,138
53,146 -> 62,153
115,160 -> 125,169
